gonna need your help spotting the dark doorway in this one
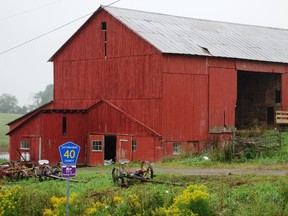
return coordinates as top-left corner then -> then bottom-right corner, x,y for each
104,135 -> 116,162
236,71 -> 281,129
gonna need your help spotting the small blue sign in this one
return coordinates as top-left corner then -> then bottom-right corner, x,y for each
62,165 -> 76,177
59,142 -> 80,165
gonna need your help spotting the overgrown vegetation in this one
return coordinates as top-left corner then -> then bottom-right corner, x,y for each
162,130 -> 288,169
1,171 -> 288,215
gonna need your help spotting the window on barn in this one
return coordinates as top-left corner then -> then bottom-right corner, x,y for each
173,143 -> 181,155
92,140 -> 102,151
132,140 -> 137,151
20,140 -> 30,150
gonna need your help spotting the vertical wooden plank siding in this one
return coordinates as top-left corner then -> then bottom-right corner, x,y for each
131,136 -> 157,162
162,55 -> 209,141
208,68 -> 237,132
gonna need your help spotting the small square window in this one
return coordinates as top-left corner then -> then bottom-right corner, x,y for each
173,143 -> 181,155
132,140 -> 137,151
20,140 -> 30,150
92,140 -> 102,151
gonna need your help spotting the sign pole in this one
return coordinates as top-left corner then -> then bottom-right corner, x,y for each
66,175 -> 70,216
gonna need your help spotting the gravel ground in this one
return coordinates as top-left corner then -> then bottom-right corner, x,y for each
153,167 -> 288,176
82,166 -> 288,176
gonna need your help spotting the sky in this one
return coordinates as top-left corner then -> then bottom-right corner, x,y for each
0,0 -> 288,106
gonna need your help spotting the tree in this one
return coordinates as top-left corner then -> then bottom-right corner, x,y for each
32,84 -> 53,108
0,93 -> 19,113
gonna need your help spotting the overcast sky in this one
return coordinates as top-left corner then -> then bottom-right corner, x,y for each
1,0 -> 288,106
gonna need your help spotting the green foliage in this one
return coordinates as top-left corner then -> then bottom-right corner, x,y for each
0,94 -> 19,114
0,113 -> 21,150
0,94 -> 28,114
31,84 -> 53,109
1,171 -> 288,216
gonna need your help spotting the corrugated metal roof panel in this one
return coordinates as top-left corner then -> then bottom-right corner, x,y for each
105,6 -> 288,63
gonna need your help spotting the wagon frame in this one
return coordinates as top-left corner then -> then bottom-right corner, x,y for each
112,159 -> 154,187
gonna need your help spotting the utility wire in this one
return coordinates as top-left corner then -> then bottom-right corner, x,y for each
0,0 -> 120,56
0,0 -> 66,21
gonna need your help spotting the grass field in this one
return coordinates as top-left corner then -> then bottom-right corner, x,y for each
1,129 -> 288,215
1,167 -> 288,216
0,113 -> 21,151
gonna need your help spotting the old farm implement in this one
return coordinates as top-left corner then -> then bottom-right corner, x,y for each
112,159 -> 154,187
33,160 -> 62,181
0,159 -> 62,181
0,161 -> 33,181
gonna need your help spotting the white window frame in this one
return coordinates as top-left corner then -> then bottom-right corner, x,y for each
20,140 -> 30,150
173,142 -> 181,155
92,140 -> 102,152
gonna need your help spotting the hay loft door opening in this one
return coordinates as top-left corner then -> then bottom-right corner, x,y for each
236,71 -> 281,129
104,135 -> 116,162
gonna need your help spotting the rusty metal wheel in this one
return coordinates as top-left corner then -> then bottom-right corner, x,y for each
112,168 -> 124,186
141,161 -> 154,179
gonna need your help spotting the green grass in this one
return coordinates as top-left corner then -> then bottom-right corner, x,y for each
1,170 -> 288,216
0,113 -> 21,151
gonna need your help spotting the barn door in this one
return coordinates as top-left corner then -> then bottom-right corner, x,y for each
88,134 -> 104,166
116,135 -> 132,162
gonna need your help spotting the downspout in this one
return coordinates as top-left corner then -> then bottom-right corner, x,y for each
39,137 -> 42,160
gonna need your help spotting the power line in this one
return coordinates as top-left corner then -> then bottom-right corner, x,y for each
0,0 -> 66,21
0,0 -> 120,56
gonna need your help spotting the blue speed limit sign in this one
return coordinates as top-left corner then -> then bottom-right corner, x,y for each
59,142 -> 80,165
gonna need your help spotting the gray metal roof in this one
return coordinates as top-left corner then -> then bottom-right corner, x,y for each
104,6 -> 288,63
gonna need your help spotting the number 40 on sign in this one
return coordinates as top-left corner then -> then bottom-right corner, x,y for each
59,142 -> 80,165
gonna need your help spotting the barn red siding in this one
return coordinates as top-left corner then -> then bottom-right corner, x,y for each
162,55 -> 209,141
236,60 -> 285,73
131,136 -> 160,162
41,113 -> 88,165
9,113 -> 88,165
53,10 -> 158,61
54,55 -> 162,106
9,115 -> 42,161
88,102 -> 159,137
208,67 -> 237,132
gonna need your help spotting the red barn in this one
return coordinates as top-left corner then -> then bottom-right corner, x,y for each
7,6 -> 288,166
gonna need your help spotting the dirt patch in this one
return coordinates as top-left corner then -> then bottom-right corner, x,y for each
79,166 -> 288,176
154,167 -> 288,176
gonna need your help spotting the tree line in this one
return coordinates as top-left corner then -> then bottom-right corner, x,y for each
0,84 -> 53,114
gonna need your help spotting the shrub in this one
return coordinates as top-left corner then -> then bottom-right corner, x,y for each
154,185 -> 211,216
0,185 -> 21,216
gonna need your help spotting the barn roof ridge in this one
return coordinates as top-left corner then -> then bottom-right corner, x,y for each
105,5 -> 287,31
